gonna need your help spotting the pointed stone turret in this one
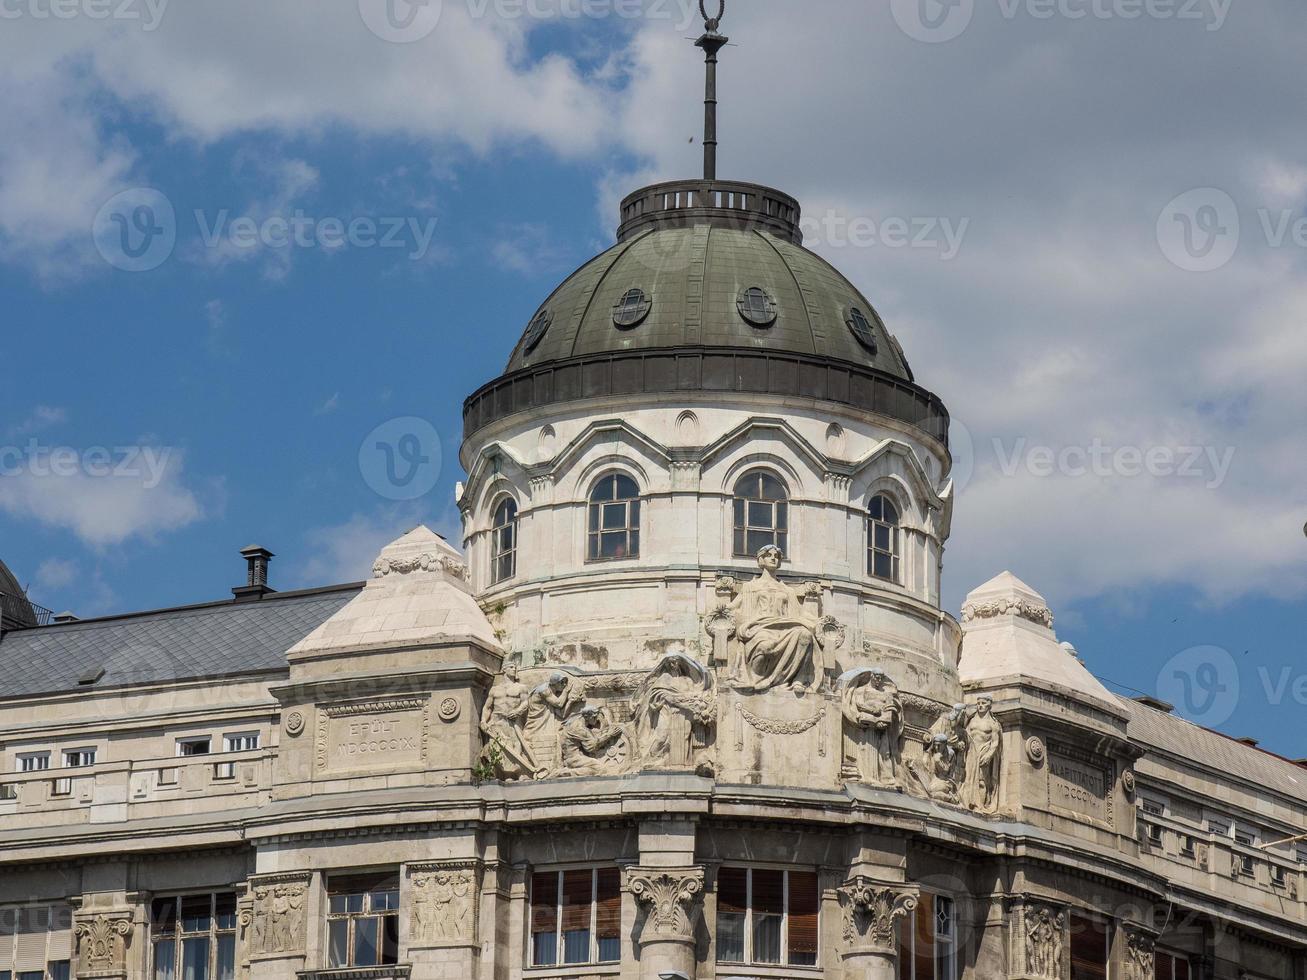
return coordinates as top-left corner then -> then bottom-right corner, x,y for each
288,526 -> 500,662
958,571 -> 1121,716
957,571 -> 1140,847
273,527 -> 503,795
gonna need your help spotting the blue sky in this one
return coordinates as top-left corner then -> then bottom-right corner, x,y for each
1,0 -> 1304,755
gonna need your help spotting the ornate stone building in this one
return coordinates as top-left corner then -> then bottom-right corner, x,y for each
1,9 -> 1304,980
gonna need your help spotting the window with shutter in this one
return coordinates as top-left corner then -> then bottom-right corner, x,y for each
786,871 -> 819,966
595,868 -> 621,963
714,867 -> 821,967
1068,914 -> 1109,980
529,867 -> 621,967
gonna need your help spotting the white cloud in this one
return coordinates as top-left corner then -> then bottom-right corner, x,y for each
294,502 -> 462,588
0,448 -> 205,547
610,2 -> 1307,613
6,405 -> 67,438
0,3 -> 617,274
34,557 -> 78,591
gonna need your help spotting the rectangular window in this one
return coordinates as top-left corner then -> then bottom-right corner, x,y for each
1179,835 -> 1196,857
713,867 -> 820,967
1146,823 -> 1164,847
215,733 -> 259,780
326,873 -> 399,968
47,964 -> 69,980
176,739 -> 211,758
896,894 -> 957,980
1068,913 -> 1110,980
17,754 -> 50,773
1140,798 -> 1165,817
529,868 -> 621,967
1155,951 -> 1192,980
54,749 -> 96,796
151,894 -> 237,980
0,784 -> 14,800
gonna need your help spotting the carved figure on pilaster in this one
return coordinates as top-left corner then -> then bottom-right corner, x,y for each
633,652 -> 716,773
923,732 -> 961,803
1124,928 -> 1157,980
525,671 -> 584,774
1025,905 -> 1065,979
837,878 -> 917,951
559,705 -> 634,776
962,695 -> 1002,814
479,663 -> 544,780
727,546 -> 829,693
409,862 -> 478,946
838,667 -> 904,788
627,867 -> 704,942
74,915 -> 132,976
245,877 -> 309,956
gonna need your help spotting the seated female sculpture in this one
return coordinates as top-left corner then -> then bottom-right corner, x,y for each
728,545 -> 824,693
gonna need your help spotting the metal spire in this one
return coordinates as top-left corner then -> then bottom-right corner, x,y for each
695,0 -> 728,181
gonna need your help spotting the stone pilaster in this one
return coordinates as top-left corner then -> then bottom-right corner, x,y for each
626,866 -> 704,980
1010,898 -> 1068,980
243,872 -> 312,980
1121,924 -> 1158,980
837,877 -> 917,980
404,859 -> 481,980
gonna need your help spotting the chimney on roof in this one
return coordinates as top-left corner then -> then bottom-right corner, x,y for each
232,545 -> 276,602
52,611 -> 80,624
1133,695 -> 1175,714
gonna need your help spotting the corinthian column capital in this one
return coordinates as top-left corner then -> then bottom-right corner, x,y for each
626,866 -> 705,943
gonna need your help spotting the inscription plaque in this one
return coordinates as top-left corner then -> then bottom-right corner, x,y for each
1047,748 -> 1113,825
316,699 -> 428,773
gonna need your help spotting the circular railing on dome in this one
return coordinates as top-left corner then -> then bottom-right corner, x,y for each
617,180 -> 803,245
462,346 -> 950,449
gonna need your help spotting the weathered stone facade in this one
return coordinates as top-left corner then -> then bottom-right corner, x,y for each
2,20 -> 1305,980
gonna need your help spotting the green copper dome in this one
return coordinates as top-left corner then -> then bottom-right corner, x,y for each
465,179 -> 948,447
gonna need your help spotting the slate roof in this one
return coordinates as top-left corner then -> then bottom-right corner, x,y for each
1120,694 -> 1307,806
0,585 -> 360,699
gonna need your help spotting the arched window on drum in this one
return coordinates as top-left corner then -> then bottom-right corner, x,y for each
867,495 -> 901,583
491,497 -> 519,584
733,471 -> 789,558
588,474 -> 641,561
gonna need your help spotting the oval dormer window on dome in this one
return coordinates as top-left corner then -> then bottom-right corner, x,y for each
612,288 -> 652,329
523,308 -> 554,353
737,286 -> 777,328
846,306 -> 879,353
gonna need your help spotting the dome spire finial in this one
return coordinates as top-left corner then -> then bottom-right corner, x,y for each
695,0 -> 728,180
